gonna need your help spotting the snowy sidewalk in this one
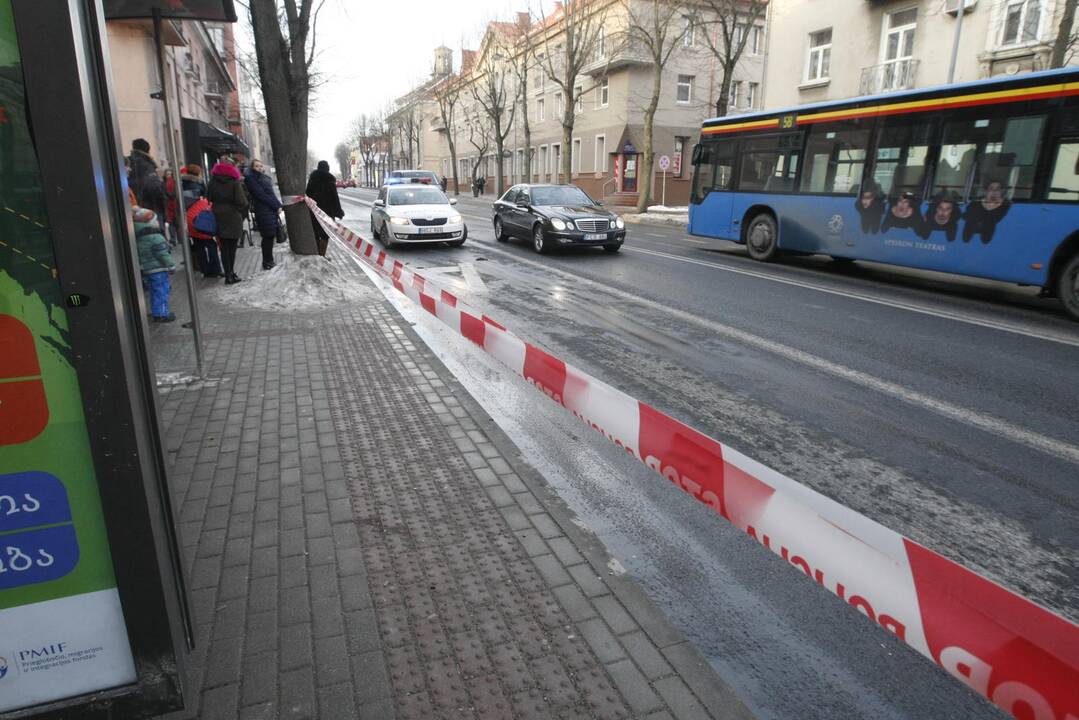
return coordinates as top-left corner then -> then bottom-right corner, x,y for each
148,241 -> 754,719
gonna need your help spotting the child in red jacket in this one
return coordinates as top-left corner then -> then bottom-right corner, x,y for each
187,197 -> 223,278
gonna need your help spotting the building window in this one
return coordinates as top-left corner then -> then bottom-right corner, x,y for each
729,81 -> 742,108
555,92 -> 564,117
882,8 -> 917,79
572,138 -> 581,172
535,64 -> 545,92
806,28 -> 832,83
683,16 -> 694,47
537,97 -> 545,122
595,134 -> 607,172
598,77 -> 609,108
1001,0 -> 1042,45
677,74 -> 693,103
749,26 -> 762,55
597,27 -> 606,58
746,82 -> 758,109
673,136 -> 686,177
575,86 -> 583,112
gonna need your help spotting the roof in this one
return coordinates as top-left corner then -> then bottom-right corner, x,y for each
702,66 -> 1079,129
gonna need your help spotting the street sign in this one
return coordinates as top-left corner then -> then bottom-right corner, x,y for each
658,155 -> 671,171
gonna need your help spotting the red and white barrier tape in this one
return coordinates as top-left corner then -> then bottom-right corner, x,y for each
294,195 -> 1079,719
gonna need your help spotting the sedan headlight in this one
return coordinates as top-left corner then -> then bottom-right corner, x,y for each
447,214 -> 463,224
550,218 -> 567,231
615,216 -> 625,229
389,216 -> 411,225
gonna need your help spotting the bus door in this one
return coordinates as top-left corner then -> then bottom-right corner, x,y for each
689,139 -> 737,239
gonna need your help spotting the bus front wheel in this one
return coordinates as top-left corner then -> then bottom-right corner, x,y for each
746,213 -> 779,262
1057,253 -> 1079,321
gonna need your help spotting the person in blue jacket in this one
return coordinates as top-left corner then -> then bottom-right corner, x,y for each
134,206 -> 176,322
244,158 -> 282,270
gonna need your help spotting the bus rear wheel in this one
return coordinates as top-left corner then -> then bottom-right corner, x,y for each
746,213 -> 779,261
1057,253 -> 1079,321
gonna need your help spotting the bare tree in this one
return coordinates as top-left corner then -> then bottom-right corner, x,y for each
471,53 -> 517,196
693,0 -> 767,117
626,0 -> 690,211
498,18 -> 534,182
1052,0 -> 1079,68
390,106 -> 420,169
463,105 -> 490,187
334,142 -> 351,180
248,0 -> 327,255
435,78 -> 463,194
533,0 -> 613,181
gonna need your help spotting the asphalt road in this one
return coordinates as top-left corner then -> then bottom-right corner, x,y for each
338,186 -> 1079,720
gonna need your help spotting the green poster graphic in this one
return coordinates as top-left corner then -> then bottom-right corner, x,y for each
0,0 -> 135,711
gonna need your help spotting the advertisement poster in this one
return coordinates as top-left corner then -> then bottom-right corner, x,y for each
0,2 -> 136,712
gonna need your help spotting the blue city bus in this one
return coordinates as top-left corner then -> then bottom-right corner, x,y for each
688,67 -> 1079,320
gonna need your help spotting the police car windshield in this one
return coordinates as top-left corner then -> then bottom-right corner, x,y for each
388,188 -> 447,205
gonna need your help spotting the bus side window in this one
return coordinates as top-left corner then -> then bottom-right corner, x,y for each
800,121 -> 870,194
739,133 -> 801,193
691,142 -> 717,203
1047,140 -> 1079,201
933,115 -> 1045,201
873,117 -> 932,198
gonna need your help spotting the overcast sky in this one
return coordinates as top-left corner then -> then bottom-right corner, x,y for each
239,0 -> 545,166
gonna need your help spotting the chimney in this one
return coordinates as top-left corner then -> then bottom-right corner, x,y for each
516,11 -> 531,30
461,49 -> 477,74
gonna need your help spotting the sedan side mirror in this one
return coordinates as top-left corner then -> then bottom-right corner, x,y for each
594,199 -> 606,206
449,198 -> 458,205
373,199 -> 385,207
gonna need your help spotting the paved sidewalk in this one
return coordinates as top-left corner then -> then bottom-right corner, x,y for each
149,241 -> 754,719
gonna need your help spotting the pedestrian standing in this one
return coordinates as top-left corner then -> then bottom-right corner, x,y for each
207,159 -> 249,284
134,207 -> 176,322
128,138 -> 167,222
245,159 -> 282,270
305,160 -> 344,256
440,175 -> 448,192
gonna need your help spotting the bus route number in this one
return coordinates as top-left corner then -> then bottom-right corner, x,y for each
780,114 -> 797,129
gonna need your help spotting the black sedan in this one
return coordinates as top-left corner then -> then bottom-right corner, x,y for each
492,184 -> 626,254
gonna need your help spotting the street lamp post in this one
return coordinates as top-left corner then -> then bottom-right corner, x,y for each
947,0 -> 967,84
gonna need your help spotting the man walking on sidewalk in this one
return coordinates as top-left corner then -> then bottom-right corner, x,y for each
305,160 -> 344,256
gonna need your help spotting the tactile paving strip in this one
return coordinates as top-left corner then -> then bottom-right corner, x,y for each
323,303 -> 633,719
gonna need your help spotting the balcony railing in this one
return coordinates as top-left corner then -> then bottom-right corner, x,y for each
859,58 -> 919,96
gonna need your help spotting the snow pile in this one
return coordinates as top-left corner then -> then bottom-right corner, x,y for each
625,206 -> 689,227
207,246 -> 368,311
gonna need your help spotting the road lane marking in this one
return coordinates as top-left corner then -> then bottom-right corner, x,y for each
625,246 -> 1079,348
462,239 -> 1079,466
414,263 -> 488,293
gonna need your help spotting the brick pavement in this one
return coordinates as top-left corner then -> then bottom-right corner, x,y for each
150,242 -> 754,719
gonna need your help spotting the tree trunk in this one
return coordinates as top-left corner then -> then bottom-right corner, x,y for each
637,64 -> 663,212
714,66 -> 734,118
494,135 -> 506,196
448,136 -> 460,195
561,108 -> 574,183
1052,0 -> 1078,68
522,119 -> 532,181
249,0 -> 318,255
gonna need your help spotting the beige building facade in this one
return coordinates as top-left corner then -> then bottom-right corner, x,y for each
389,0 -> 768,207
764,0 -> 1078,111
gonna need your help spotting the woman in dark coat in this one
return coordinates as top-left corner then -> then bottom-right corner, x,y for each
244,159 -> 282,270
305,160 -> 344,256
207,159 -> 250,284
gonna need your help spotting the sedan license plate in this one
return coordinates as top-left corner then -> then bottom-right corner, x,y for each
584,232 -> 607,241
417,226 -> 442,234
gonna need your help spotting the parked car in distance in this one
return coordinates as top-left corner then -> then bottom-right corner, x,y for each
370,185 -> 466,248
335,178 -> 356,189
493,184 -> 625,254
383,170 -> 438,187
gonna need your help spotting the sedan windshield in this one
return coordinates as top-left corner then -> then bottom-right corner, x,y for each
388,188 -> 448,206
531,186 -> 594,206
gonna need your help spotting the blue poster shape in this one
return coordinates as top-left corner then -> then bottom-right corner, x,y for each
0,524 -> 79,590
0,471 -> 72,533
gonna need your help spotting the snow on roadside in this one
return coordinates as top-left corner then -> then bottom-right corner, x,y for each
206,244 -> 368,311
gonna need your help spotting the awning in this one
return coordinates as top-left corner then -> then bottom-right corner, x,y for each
181,118 -> 250,160
103,0 -> 237,22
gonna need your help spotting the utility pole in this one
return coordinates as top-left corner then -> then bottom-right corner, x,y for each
947,0 -> 966,84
